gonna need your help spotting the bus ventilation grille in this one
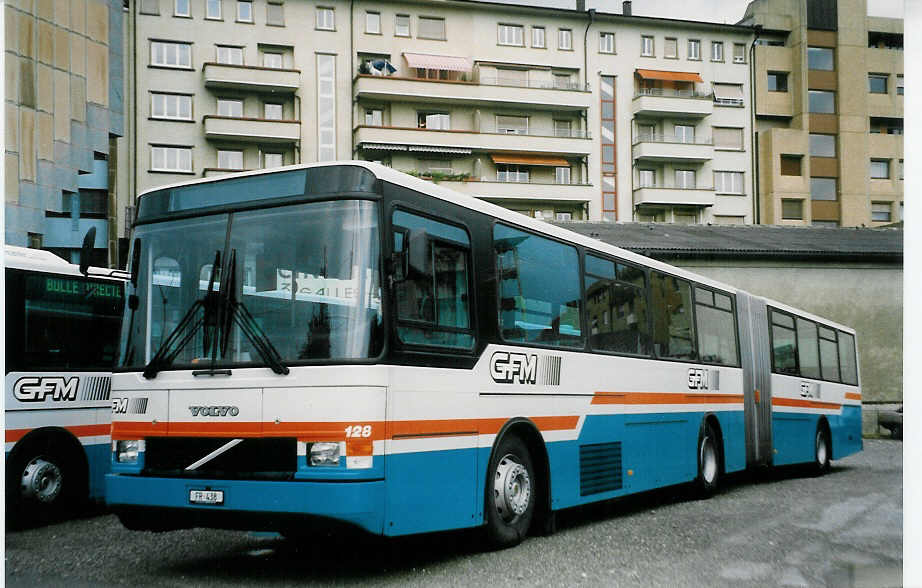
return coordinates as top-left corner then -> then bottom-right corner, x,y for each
579,441 -> 622,496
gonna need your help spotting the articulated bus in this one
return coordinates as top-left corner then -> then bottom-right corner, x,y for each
5,245 -> 127,523
107,162 -> 861,547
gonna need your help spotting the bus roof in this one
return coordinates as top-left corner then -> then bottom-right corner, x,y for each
136,161 -> 855,334
4,244 -> 129,282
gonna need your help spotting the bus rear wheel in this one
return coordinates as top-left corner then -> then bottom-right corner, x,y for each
484,435 -> 535,549
813,425 -> 831,475
695,421 -> 721,497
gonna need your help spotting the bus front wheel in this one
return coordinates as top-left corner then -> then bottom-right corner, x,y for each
6,437 -> 83,526
484,435 -> 535,549
813,424 -> 831,475
695,421 -> 721,497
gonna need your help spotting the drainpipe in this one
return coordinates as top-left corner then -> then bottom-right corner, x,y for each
749,24 -> 762,224
583,7 -> 595,92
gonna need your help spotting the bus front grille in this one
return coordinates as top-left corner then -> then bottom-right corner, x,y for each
579,441 -> 623,496
143,437 -> 297,480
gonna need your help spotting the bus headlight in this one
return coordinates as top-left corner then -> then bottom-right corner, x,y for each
309,442 -> 340,466
116,440 -> 142,463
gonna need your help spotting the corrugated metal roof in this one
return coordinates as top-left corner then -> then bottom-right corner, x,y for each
553,222 -> 903,261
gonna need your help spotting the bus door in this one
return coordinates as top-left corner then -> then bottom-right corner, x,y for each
736,292 -> 773,467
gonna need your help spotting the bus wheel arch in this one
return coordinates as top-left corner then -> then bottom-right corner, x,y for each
6,427 -> 89,522
695,414 -> 724,497
483,418 -> 551,548
813,417 -> 832,475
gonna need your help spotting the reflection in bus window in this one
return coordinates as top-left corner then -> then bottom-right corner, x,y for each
585,254 -> 650,356
694,288 -> 737,366
770,310 -> 797,375
651,272 -> 695,360
818,327 -> 840,382
796,318 -> 820,379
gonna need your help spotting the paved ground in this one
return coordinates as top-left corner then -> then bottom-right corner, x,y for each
5,439 -> 902,587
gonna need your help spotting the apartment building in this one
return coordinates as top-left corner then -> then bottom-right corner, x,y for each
126,0 -> 756,224
5,0 -> 125,265
741,0 -> 903,226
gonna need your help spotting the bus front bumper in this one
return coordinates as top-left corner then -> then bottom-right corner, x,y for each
105,474 -> 385,535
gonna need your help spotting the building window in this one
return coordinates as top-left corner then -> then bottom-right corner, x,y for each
600,32 -> 615,54
899,159 -> 904,179
810,177 -> 837,201
869,74 -> 888,94
418,16 -> 445,40
687,39 -> 700,60
809,134 -> 836,157
316,54 -> 336,161
236,0 -> 252,23
780,155 -> 802,176
808,90 -> 835,114
316,7 -> 334,30
553,73 -> 574,89
637,123 -> 655,141
264,103 -> 283,120
395,14 -> 410,37
421,159 -> 453,174
555,166 -> 571,184
140,0 -> 160,15
711,41 -> 724,61
733,43 -> 746,63
174,0 -> 190,17
206,0 -> 221,19
266,1 -> 284,26
365,11 -> 380,34
262,52 -> 283,68
767,71 -> 788,92
497,165 -> 529,183
664,37 -> 677,58
869,117 -> 903,134
264,152 -> 283,168
871,202 -> 892,222
150,41 -> 192,68
559,28 -> 573,50
781,199 -> 803,220
675,169 -> 696,188
807,47 -> 834,70
216,45 -> 244,65
498,24 -> 524,46
151,146 -> 192,172
870,159 -> 890,179
713,83 -> 744,106
217,149 -> 244,169
674,124 -> 695,143
641,35 -> 654,56
638,169 -> 655,187
495,115 -> 528,135
714,171 -> 744,194
365,108 -> 383,126
151,92 -> 192,120
418,112 -> 450,130
532,26 -> 546,48
897,75 -> 904,95
217,98 -> 243,117
554,119 -> 572,137
713,127 -> 743,149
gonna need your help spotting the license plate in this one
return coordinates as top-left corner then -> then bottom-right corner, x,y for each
189,489 -> 224,505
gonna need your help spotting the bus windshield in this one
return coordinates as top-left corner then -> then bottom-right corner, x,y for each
119,199 -> 383,371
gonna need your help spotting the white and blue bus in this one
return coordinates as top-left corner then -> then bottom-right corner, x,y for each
5,245 -> 127,523
107,162 -> 861,546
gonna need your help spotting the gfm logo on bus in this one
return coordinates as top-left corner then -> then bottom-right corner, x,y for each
13,376 -> 79,402
687,368 -> 711,391
490,351 -> 538,384
188,405 -> 240,417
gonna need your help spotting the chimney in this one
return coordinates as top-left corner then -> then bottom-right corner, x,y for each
623,1 -> 632,16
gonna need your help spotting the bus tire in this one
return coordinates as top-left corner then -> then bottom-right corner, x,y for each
813,423 -> 831,475
484,435 -> 535,549
6,435 -> 85,525
695,421 -> 721,497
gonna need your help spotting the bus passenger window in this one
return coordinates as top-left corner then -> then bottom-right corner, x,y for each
393,210 -> 474,349
585,254 -> 650,356
795,318 -> 820,379
650,272 -> 696,360
837,331 -> 859,385
818,326 -> 840,382
770,311 -> 798,375
694,288 -> 737,366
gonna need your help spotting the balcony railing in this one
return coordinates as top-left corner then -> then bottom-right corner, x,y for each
478,125 -> 590,138
633,134 -> 713,145
478,77 -> 588,91
634,87 -> 712,99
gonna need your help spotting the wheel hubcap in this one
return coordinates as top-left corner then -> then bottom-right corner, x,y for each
21,457 -> 63,503
494,454 -> 531,523
701,436 -> 718,484
816,432 -> 828,465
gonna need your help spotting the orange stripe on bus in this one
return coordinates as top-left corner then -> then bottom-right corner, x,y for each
591,392 -> 744,405
845,392 -> 862,401
771,397 -> 841,410
6,423 -> 110,444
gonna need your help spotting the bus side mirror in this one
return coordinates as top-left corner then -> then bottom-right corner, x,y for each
79,227 -> 97,276
130,238 -> 141,287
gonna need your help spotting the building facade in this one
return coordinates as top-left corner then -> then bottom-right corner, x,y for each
741,0 -> 903,227
126,0 -> 756,224
5,0 -> 125,265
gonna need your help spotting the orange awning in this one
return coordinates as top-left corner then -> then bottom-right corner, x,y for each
491,154 -> 570,167
635,69 -> 703,83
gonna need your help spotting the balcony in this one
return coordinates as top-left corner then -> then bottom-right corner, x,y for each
353,74 -> 592,111
633,185 -> 715,207
632,88 -> 714,118
203,63 -> 301,94
632,135 -> 713,162
203,116 -> 300,144
432,179 -> 595,203
354,125 -> 591,156
868,132 -> 904,158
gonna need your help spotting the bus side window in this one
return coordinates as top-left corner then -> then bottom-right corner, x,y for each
392,210 -> 474,350
818,326 -> 840,382
837,331 -> 859,385
694,287 -> 737,366
650,271 -> 696,360
795,318 -> 820,379
585,254 -> 650,356
770,310 -> 798,375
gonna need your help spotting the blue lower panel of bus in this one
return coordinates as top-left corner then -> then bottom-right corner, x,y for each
86,443 -> 110,500
772,406 -> 863,466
